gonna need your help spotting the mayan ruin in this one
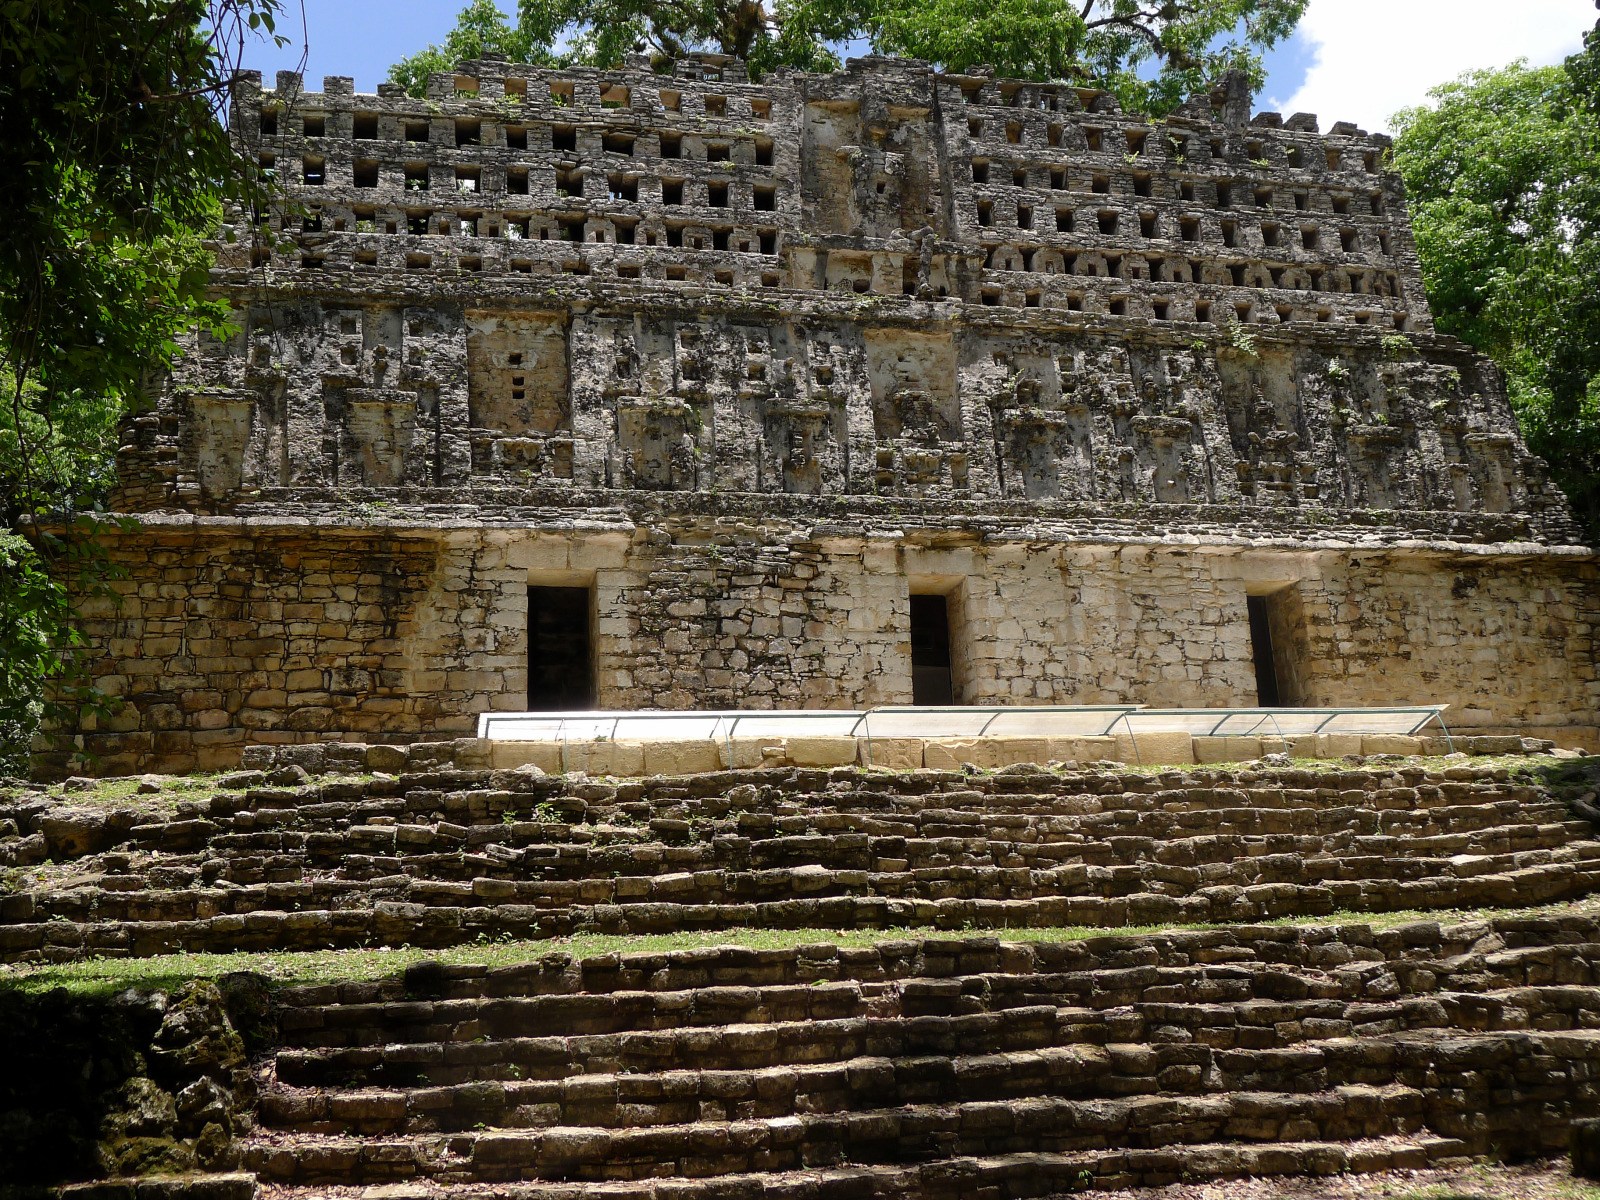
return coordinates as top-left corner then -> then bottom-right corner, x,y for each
47,51 -> 1595,775
5,26 -> 1600,1200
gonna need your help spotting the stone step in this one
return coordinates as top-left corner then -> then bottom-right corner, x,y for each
53,1172 -> 260,1200
243,1085 -> 1442,1184
266,936 -> 1310,1005
305,980 -> 1600,1044
272,962 -> 1600,1045
11,759 -> 1550,829
11,859 -> 1600,963
258,1027 -> 1600,1135
190,785 -> 1571,830
33,824 -> 1590,922
257,919 -> 1600,1007
150,789 -> 1575,849
274,1005 -> 1076,1088
44,764 -> 1552,850
27,833 -> 1599,924
249,1134 -> 1469,1198
175,813 -> 1600,871
14,841 -> 1600,927
142,815 -> 1582,882
86,799 -> 1582,888
263,1042 -> 1122,1134
271,987 -> 1600,1087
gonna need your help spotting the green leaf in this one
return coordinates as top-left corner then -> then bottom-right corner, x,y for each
393,0 -> 1304,102
1392,47 -> 1600,538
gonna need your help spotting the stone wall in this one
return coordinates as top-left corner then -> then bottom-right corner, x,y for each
0,979 -> 260,1186
64,531 -> 443,772
48,516 -> 1598,775
120,305 -> 1576,534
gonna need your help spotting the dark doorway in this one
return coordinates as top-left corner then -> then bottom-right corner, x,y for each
1247,594 -> 1281,707
528,585 -> 595,710
910,593 -> 955,705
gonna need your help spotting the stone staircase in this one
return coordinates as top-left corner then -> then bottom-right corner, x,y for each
244,917 -> 1600,1196
4,759 -> 1599,964
7,751 -> 1600,1198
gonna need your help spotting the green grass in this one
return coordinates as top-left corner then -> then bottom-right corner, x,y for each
0,770 -> 235,812
6,897 -> 1599,999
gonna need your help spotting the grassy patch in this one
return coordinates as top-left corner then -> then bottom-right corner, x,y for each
0,771 -> 236,816
6,898 -> 1600,1000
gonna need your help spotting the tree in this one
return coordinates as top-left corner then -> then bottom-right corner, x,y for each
0,0 -> 286,772
870,0 -> 1306,113
389,0 -> 546,98
1392,38 -> 1600,541
393,0 -> 1308,112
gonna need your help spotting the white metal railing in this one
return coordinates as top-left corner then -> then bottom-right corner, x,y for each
478,704 -> 1451,756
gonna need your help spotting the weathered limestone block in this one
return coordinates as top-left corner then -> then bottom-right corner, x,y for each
365,745 -> 409,773
861,737 -> 925,770
1319,734 -> 1367,758
1194,736 -> 1264,764
985,737 -> 1054,768
35,808 -> 114,858
1360,735 -> 1425,756
451,738 -> 495,769
922,739 -> 989,770
1114,731 -> 1198,766
785,736 -> 859,767
641,741 -> 722,776
488,743 -> 563,772
565,740 -> 647,777
719,738 -> 788,769
1046,736 -> 1118,764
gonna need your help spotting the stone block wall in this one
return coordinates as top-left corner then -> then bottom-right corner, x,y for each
64,531 -> 444,773
47,515 -> 1598,775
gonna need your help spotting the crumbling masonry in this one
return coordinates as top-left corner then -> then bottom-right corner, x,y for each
56,53 -> 1600,775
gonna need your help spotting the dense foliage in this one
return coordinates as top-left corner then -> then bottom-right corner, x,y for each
0,0 -> 285,771
388,0 -> 547,98
1392,21 -> 1600,541
392,0 -> 1307,113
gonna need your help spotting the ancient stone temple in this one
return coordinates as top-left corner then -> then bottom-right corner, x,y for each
63,53 -> 1598,775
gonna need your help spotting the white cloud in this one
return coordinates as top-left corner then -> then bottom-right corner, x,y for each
1275,0 -> 1594,133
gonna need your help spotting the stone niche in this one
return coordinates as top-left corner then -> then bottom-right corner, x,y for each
1217,347 -> 1316,506
614,394 -> 706,490
802,97 -> 862,237
179,300 -> 473,492
466,311 -> 573,480
341,389 -> 419,487
1123,348 -> 1217,505
589,315 -> 714,491
865,328 -> 966,494
979,340 -> 1094,501
732,323 -> 849,496
187,389 -> 267,499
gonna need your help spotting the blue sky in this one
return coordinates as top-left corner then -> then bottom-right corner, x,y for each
241,0 -> 1592,132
